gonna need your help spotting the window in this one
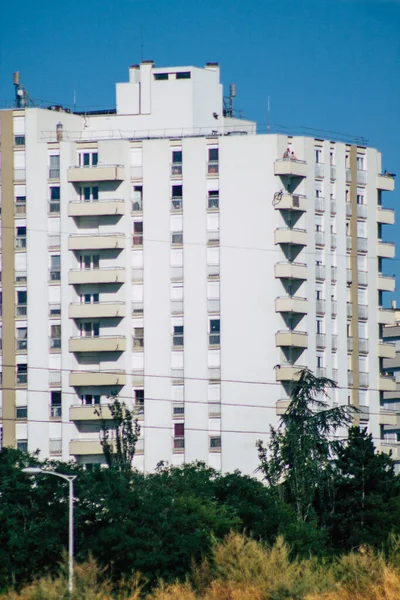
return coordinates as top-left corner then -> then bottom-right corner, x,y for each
16,406 -> 28,420
133,222 -> 143,246
357,194 -> 364,205
49,186 -> 60,213
79,152 -> 98,167
171,150 -> 182,175
174,423 -> 184,437
17,291 -> 27,316
315,148 -> 322,164
357,155 -> 365,170
173,325 -> 184,347
210,436 -> 221,450
50,324 -> 61,349
330,151 -> 335,166
208,191 -> 219,209
133,186 -> 143,211
14,135 -> 25,146
176,71 -> 191,79
15,227 -> 26,249
171,185 -> 183,211
16,440 -> 28,453
81,293 -> 99,304
81,186 -> 99,201
316,320 -> 323,334
50,255 -> 61,281
81,394 -> 100,405
15,196 -> 26,215
316,290 -> 323,300
16,364 -> 27,385
208,148 -> 219,174
154,72 -> 169,80
209,319 -> 220,345
171,232 -> 183,246
50,391 -> 62,418
49,155 -> 60,179
80,322 -> 100,337
16,327 -> 27,351
80,254 -> 99,270
317,355 -> 324,368
133,327 -> 144,348
135,389 -> 144,415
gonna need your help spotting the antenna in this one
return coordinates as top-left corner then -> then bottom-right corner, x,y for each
223,84 -> 237,118
73,90 -> 77,112
13,72 -> 30,108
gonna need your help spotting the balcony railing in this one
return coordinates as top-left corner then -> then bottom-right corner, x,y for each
346,203 -> 352,217
49,439 -> 62,455
209,332 -> 221,346
132,301 -> 144,315
330,200 -> 336,215
171,163 -> 182,176
358,271 -> 368,286
50,405 -> 62,419
16,372 -> 27,385
50,338 -> 61,350
207,264 -> 219,279
316,299 -> 325,315
49,168 -> 60,179
208,161 -> 219,175
346,236 -> 352,251
357,237 -> 368,252
170,266 -> 183,281
359,338 -> 369,354
207,230 -> 220,246
359,372 -> 369,388
315,231 -> 325,246
208,366 -> 221,380
207,298 -> 220,313
208,402 -> 221,417
16,305 -> 27,317
332,335 -> 338,351
132,200 -> 143,212
15,203 -> 26,216
171,232 -> 183,246
49,269 -> 61,282
48,234 -> 60,248
171,198 -> 183,211
347,303 -> 353,318
49,370 -> 61,386
132,268 -> 144,282
49,201 -> 60,214
315,197 -> 325,213
331,233 -> 337,249
330,166 -> 336,180
171,299 -> 184,314
15,237 -> 26,250
173,437 -> 185,451
172,334 -> 184,348
15,271 -> 27,284
316,333 -> 326,348
316,264 -> 325,280
357,204 -> 368,219
331,266 -> 337,281
331,301 -> 337,317
315,164 -> 324,179
49,303 -> 61,317
357,169 -> 367,185
16,339 -> 27,352
347,338 -> 353,352
358,304 -> 368,320
315,367 -> 326,378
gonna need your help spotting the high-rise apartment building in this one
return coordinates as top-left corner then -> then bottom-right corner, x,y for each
381,312 -> 400,469
0,61 -> 396,473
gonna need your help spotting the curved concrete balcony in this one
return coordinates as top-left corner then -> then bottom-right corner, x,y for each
68,267 -> 125,285
70,438 -> 103,455
69,301 -> 126,319
378,309 -> 395,325
379,410 -> 397,426
378,274 -> 395,292
68,233 -> 125,251
274,159 -> 307,178
377,241 -> 395,259
379,342 -> 396,360
275,261 -> 307,280
379,375 -> 396,392
276,330 -> 308,348
275,227 -> 307,246
69,405 -> 111,421
380,442 -> 400,459
68,165 -> 125,183
275,365 -> 305,381
377,207 -> 395,225
275,296 -> 307,314
69,335 -> 126,353
377,174 -> 395,192
70,370 -> 126,387
273,193 -> 306,211
68,199 -> 125,217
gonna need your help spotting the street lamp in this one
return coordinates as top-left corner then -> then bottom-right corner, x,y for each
22,467 -> 76,594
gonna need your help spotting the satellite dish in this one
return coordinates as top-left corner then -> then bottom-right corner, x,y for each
17,89 -> 24,97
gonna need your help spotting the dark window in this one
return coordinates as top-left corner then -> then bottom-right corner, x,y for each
82,394 -> 100,405
17,291 -> 27,305
208,148 -> 219,162
51,391 -> 61,405
83,153 -> 90,166
172,185 -> 183,198
210,436 -> 221,449
134,222 -> 143,233
50,187 -> 60,200
174,423 -> 184,437
92,153 -> 98,166
208,191 -> 219,209
83,187 -> 91,201
154,73 -> 169,80
172,150 -> 182,164
17,226 -> 26,237
16,407 -> 27,419
14,136 -> 25,146
210,319 -> 220,333
176,71 -> 191,79
92,186 -> 99,200
174,325 -> 183,335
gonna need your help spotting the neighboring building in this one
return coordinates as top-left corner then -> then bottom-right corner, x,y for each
381,311 -> 400,470
0,61 -> 396,474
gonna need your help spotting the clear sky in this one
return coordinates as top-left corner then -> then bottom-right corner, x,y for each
1,0 -> 399,297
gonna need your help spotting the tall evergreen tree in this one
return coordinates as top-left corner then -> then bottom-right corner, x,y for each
257,368 -> 354,523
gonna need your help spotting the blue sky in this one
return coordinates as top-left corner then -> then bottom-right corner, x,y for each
1,0 -> 399,297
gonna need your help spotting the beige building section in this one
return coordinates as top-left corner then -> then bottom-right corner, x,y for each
0,111 -> 16,446
349,145 -> 360,423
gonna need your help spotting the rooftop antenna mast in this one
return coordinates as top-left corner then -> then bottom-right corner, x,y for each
223,83 -> 236,118
13,72 -> 30,108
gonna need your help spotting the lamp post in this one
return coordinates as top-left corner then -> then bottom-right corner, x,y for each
22,467 -> 76,595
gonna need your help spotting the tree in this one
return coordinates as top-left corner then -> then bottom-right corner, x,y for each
97,395 -> 140,473
257,368 -> 354,523
328,426 -> 400,551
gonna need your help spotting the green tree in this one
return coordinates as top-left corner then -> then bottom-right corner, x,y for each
97,395 -> 140,473
257,368 -> 354,523
329,426 -> 400,551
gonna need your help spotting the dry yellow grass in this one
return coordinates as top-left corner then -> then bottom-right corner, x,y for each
307,566 -> 400,600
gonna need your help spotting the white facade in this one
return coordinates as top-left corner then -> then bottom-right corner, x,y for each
0,61 -> 396,473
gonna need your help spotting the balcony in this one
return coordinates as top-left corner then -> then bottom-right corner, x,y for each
379,410 -> 398,427
69,405 -> 110,421
379,313 -> 396,331
315,197 -> 325,213
276,400 -> 290,415
275,330 -> 308,348
379,342 -> 396,359
377,207 -> 395,225
359,338 -> 369,354
275,262 -> 307,280
274,159 -> 307,178
357,204 -> 368,219
377,174 -> 395,192
316,300 -> 325,315
359,372 -> 369,388
380,442 -> 400,460
274,228 -> 307,246
275,365 -> 305,382
357,169 -> 367,185
358,304 -> 368,320
378,274 -> 395,292
68,234 -> 124,251
316,334 -> 326,349
70,439 -> 103,455
67,165 -> 125,183
69,302 -> 126,319
357,237 -> 368,253
275,296 -> 307,314
69,335 -> 126,353
68,200 -> 125,217
69,267 -> 125,285
377,241 -> 395,259
379,375 -> 397,392
273,193 -> 306,211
